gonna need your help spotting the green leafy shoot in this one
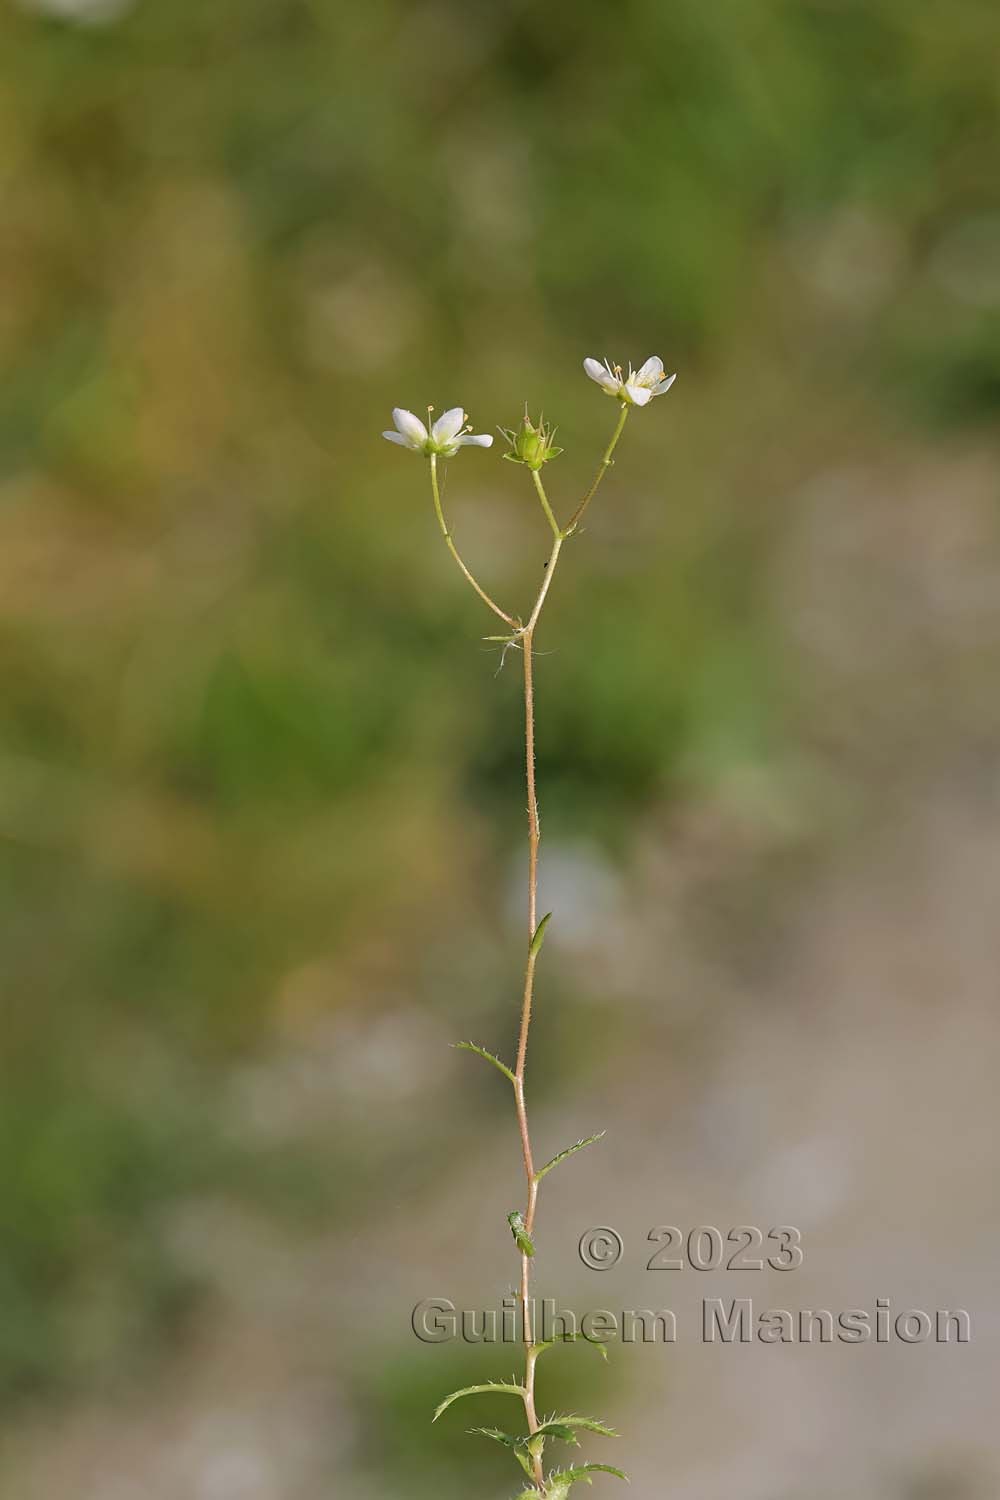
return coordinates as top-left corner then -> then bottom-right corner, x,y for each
529,911 -> 552,958
432,1381 -> 526,1422
453,1040 -> 516,1085
534,1132 -> 605,1183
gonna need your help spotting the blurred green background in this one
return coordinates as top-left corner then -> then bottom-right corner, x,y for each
1,0 -> 999,1496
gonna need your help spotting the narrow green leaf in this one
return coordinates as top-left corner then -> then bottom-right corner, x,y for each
453,1040 -> 516,1085
556,1464 -> 629,1486
529,911 -> 552,958
542,1415 -> 619,1439
515,1449 -> 536,1479
508,1210 -> 536,1257
468,1426 -> 519,1448
532,1422 -> 580,1445
535,1132 -> 606,1182
533,1331 -> 609,1363
432,1382 -> 526,1422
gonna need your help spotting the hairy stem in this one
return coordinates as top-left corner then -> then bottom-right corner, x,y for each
516,622 -> 544,1484
428,426 -> 629,1495
563,403 -> 629,536
525,534 -> 563,634
429,452 -> 517,627
514,495 -> 567,1492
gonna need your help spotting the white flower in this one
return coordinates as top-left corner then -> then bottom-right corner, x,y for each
382,406 -> 494,457
583,355 -> 676,407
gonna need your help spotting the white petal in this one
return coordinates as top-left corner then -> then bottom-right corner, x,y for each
584,357 -> 620,394
431,407 -> 466,444
456,432 -> 493,447
625,382 -> 653,406
634,355 -> 663,384
652,372 -> 677,397
382,430 -> 409,445
392,408 -> 428,448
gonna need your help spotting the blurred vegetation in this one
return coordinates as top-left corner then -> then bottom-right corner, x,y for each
0,0 -> 998,1450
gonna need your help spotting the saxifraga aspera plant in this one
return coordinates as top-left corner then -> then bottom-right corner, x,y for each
382,354 -> 676,1499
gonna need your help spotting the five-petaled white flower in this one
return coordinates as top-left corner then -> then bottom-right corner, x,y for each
583,355 -> 676,407
382,407 -> 494,457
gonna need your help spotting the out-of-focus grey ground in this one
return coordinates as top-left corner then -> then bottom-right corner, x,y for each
1,2 -> 999,1497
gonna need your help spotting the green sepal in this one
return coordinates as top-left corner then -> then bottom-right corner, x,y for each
500,412 -> 563,471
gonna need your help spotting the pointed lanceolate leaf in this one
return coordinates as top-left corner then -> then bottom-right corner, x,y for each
542,1415 -> 619,1439
453,1041 -> 516,1085
531,1422 -> 580,1445
533,1331 -> 610,1363
432,1382 -> 526,1422
468,1426 -> 520,1448
535,1132 -> 606,1182
554,1464 -> 629,1487
508,1210 -> 536,1257
529,912 -> 552,958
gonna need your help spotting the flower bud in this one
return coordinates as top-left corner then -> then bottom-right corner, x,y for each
500,411 -> 563,471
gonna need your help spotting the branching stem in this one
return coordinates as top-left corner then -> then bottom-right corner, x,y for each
515,617 -> 546,1485
428,407 -> 632,1495
513,474 -> 567,1491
